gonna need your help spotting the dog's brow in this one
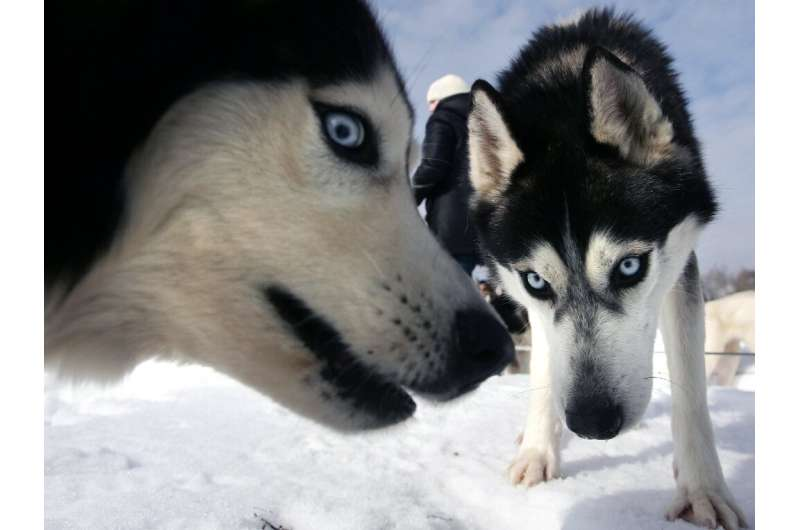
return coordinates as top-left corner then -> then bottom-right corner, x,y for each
585,232 -> 653,290
517,243 -> 568,289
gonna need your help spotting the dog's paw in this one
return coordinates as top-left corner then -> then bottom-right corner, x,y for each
507,445 -> 560,487
665,486 -> 748,530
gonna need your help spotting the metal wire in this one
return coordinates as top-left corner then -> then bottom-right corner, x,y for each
512,346 -> 755,357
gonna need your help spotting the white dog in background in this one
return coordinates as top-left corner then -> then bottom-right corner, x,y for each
704,290 -> 755,386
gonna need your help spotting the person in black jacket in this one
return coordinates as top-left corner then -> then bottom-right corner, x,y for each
415,75 -> 530,339
412,74 -> 480,276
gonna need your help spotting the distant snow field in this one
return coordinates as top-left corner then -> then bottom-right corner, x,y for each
45,361 -> 754,530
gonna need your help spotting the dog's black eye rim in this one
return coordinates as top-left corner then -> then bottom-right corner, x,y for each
518,270 -> 554,300
610,252 -> 650,289
311,101 -> 379,167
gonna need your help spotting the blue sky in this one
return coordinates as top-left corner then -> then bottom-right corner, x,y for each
371,0 -> 754,273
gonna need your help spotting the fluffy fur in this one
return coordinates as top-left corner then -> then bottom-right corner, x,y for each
46,0 -> 514,431
468,9 -> 746,529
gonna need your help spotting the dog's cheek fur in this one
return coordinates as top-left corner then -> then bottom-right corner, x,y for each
44,83 -> 341,393
268,185 -> 473,388
46,77 -> 499,428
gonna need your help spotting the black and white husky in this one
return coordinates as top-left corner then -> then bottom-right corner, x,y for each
46,0 -> 514,431
467,9 -> 746,529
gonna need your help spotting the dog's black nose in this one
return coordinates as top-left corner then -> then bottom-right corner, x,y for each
450,309 -> 516,392
565,399 -> 624,440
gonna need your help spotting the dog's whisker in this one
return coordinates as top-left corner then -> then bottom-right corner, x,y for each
419,156 -> 453,163
643,375 -> 690,398
511,385 -> 551,397
361,249 -> 389,283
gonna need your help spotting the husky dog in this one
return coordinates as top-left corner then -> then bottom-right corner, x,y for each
46,0 -> 514,431
467,9 -> 746,529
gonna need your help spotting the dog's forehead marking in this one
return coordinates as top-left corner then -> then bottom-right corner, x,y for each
585,231 -> 653,291
311,66 -> 412,169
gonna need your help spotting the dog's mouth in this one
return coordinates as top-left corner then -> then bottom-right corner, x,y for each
264,285 -> 416,429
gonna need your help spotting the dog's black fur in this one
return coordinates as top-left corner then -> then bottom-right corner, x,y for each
47,0 -> 408,292
471,8 -> 717,267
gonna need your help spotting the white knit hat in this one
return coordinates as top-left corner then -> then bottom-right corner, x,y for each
426,74 -> 469,103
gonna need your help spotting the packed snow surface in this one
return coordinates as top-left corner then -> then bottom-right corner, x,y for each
45,362 -> 754,529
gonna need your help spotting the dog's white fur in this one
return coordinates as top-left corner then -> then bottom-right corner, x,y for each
45,68 -> 489,429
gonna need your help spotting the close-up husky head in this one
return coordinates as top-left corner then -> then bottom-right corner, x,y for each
46,0 -> 514,430
468,10 -> 716,439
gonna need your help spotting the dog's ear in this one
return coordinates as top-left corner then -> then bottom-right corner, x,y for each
468,80 -> 524,200
583,47 -> 674,164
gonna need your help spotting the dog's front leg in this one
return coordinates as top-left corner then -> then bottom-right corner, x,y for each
659,254 -> 747,529
507,330 -> 561,486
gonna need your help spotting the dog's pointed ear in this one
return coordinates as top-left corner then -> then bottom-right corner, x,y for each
584,47 -> 674,164
468,80 -> 524,199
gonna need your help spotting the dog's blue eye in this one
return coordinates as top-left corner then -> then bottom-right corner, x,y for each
312,102 -> 377,166
611,253 -> 649,290
618,256 -> 641,277
324,112 -> 364,148
526,272 -> 547,290
519,270 -> 553,300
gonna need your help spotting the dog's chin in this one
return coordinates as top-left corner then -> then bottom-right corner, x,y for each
324,376 -> 497,431
318,365 -> 419,431
325,358 -> 512,431
409,374 -> 492,403
317,353 -> 499,431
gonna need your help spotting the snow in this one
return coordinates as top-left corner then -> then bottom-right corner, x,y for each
45,362 -> 754,530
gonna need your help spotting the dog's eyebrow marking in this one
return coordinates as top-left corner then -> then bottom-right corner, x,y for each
585,231 -> 653,291
516,242 -> 569,292
263,285 -> 415,424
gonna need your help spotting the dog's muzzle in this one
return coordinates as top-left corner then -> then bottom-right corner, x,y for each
412,309 -> 515,399
265,285 -> 514,429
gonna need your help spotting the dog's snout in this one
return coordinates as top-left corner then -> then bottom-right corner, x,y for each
565,397 -> 624,440
407,308 -> 514,400
451,309 -> 515,391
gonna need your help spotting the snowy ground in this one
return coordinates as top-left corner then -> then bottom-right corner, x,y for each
45,362 -> 754,530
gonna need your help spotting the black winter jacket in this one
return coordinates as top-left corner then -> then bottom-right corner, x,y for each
411,93 -> 479,257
